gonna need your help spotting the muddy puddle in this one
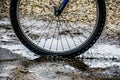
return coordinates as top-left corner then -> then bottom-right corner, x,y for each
0,19 -> 120,80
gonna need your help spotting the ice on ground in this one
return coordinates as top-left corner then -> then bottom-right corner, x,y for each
0,19 -> 120,68
83,43 -> 120,59
0,44 -> 40,60
1,42 -> 120,68
0,19 -> 10,25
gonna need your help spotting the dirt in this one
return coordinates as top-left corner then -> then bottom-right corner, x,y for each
0,45 -> 120,80
0,19 -> 120,80
0,48 -> 120,80
0,49 -> 120,80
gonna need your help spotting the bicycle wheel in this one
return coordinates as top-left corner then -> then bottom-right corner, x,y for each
10,0 -> 106,57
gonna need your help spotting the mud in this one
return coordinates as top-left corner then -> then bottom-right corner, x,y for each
0,49 -> 120,80
0,19 -> 120,80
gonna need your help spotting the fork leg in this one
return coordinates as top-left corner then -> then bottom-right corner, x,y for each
54,0 -> 69,16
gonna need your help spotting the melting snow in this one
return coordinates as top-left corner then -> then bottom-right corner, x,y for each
0,19 -> 120,68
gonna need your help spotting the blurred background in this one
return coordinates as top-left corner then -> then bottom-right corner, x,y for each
0,0 -> 120,40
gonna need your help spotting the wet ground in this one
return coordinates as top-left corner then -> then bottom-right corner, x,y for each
0,19 -> 120,80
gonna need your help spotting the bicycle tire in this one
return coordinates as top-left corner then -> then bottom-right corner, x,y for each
10,0 -> 106,57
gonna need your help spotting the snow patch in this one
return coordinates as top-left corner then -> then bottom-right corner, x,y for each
0,44 -> 40,60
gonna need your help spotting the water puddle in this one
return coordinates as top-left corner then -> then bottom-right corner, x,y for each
1,19 -> 120,79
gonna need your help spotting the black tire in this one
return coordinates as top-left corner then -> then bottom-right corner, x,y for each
10,0 -> 106,57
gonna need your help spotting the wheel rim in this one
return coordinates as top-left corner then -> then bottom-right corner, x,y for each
17,0 -> 98,53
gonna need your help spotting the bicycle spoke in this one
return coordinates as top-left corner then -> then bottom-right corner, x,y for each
58,17 -> 71,49
56,18 -> 64,51
17,0 -> 99,53
37,20 -> 52,45
61,15 -> 92,34
49,19 -> 58,50
61,15 -> 83,43
59,17 -> 77,47
42,20 -> 54,48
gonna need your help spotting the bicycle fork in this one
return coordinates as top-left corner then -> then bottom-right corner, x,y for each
54,0 -> 69,16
